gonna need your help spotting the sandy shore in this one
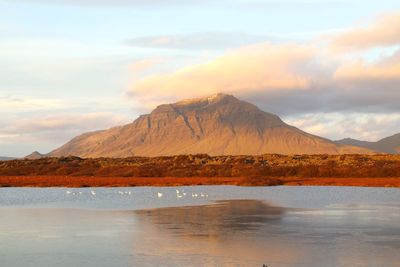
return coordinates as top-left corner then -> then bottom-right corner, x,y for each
0,176 -> 399,187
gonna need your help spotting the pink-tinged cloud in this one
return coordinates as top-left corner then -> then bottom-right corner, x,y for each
331,12 -> 400,52
334,50 -> 400,81
130,43 -> 315,102
124,12 -> 400,144
0,112 -> 128,143
128,12 -> 400,113
129,58 -> 167,74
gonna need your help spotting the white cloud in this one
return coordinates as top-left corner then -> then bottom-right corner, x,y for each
0,112 -> 129,155
0,97 -> 68,112
1,0 -> 343,8
286,112 -> 400,142
125,32 -> 277,50
0,0 -> 209,7
129,57 -> 168,74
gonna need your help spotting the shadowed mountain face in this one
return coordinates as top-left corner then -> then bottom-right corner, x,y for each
48,94 -> 371,157
336,133 -> 400,154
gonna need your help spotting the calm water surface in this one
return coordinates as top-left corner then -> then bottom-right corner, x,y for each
0,186 -> 399,267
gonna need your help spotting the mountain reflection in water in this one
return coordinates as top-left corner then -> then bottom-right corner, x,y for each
133,200 -> 293,266
132,200 -> 400,267
136,200 -> 286,237
1,196 -> 399,267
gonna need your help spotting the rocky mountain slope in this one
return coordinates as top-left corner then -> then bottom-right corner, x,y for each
48,94 -> 372,157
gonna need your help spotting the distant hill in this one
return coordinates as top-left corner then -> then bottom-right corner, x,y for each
25,151 -> 45,160
336,133 -> 400,154
0,157 -> 16,161
47,93 -> 372,157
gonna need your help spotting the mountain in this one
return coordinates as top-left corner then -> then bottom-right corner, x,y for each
25,151 -> 45,160
0,157 -> 16,161
48,93 -> 372,157
336,133 -> 400,154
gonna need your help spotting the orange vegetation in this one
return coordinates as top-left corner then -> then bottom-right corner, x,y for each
0,154 -> 399,187
0,176 -> 399,188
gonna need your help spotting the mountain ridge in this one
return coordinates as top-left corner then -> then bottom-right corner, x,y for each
47,93 -> 373,158
335,133 -> 400,154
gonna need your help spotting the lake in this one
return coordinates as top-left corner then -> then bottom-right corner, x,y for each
0,186 -> 399,267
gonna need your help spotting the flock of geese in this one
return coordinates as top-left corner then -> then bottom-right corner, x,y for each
173,189 -> 208,199
66,190 -> 97,196
65,188 -> 208,199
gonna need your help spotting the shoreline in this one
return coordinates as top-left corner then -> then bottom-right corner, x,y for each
1,176 -> 399,188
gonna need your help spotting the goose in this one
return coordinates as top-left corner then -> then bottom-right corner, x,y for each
157,192 -> 163,198
90,190 -> 96,196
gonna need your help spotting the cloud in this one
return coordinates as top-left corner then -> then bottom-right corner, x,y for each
129,43 -> 317,104
0,112 -> 129,156
1,0 -> 344,8
334,50 -> 400,82
330,12 -> 400,52
0,94 -> 134,156
286,112 -> 400,142
0,0 -> 209,7
125,12 -> 400,143
129,42 -> 400,115
128,12 -> 400,117
0,96 -> 68,112
245,47 -> 400,116
125,32 -> 276,50
3,112 -> 125,134
0,37 -> 134,99
129,58 -> 168,74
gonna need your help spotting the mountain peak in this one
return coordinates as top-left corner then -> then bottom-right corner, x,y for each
151,93 -> 240,115
177,93 -> 231,103
49,94 -> 374,157
25,151 -> 44,160
172,93 -> 235,108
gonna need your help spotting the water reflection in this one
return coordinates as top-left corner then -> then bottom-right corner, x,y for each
136,200 -> 286,237
132,200 -> 303,266
1,196 -> 400,267
132,200 -> 400,267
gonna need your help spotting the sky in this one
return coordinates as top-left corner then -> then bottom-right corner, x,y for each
0,0 -> 399,157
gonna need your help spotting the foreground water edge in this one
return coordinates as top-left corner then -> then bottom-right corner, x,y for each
1,186 -> 399,267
